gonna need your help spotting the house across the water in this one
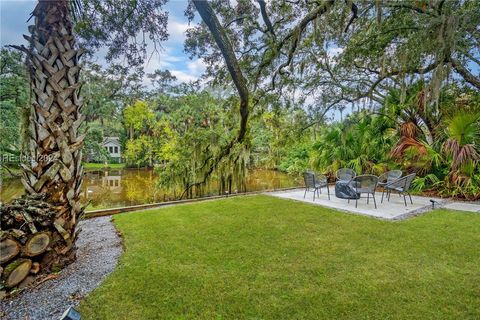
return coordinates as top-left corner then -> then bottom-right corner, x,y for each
103,137 -> 122,163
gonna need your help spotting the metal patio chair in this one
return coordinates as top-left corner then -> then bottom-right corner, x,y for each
335,168 -> 356,182
350,175 -> 379,209
303,171 -> 330,201
315,173 -> 330,200
381,173 -> 417,206
377,170 -> 403,187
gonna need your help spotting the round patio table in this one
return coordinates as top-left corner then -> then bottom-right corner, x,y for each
334,180 -> 360,199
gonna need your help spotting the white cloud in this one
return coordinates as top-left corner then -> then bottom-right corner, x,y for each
143,46 -> 183,73
143,51 -> 206,84
327,47 -> 344,57
187,59 -> 206,75
168,16 -> 190,43
303,94 -> 316,106
169,58 -> 206,83
170,70 -> 198,83
140,39 -> 206,84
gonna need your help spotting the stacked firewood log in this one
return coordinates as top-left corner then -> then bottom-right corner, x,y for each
0,193 -> 79,293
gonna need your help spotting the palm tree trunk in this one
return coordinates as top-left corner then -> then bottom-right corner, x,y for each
15,0 -> 84,267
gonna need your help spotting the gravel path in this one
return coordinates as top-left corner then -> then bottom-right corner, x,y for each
1,216 -> 122,320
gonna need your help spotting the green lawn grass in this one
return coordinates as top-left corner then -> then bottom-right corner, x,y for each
79,195 -> 480,320
82,162 -> 126,170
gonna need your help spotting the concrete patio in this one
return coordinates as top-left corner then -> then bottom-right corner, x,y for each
443,202 -> 480,213
268,187 -> 448,220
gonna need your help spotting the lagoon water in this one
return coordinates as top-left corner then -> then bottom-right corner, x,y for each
0,168 -> 301,210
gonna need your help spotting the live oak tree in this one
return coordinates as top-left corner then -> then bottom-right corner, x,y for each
188,0 -> 479,123
182,0 -> 479,191
299,0 -> 480,122
182,0 -> 348,194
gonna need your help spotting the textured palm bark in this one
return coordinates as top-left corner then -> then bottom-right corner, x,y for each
11,0 -> 85,266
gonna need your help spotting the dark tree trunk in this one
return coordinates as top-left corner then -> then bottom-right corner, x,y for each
193,0 -> 249,142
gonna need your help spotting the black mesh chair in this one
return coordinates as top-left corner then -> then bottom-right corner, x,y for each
303,171 -> 330,201
336,168 -> 356,182
378,170 -> 403,187
381,173 -> 416,206
349,175 -> 379,208
315,173 -> 330,200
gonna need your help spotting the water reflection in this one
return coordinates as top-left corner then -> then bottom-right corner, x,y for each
1,168 -> 301,210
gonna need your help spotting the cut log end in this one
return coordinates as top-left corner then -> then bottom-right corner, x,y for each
24,232 -> 51,257
3,258 -> 32,288
0,238 -> 21,264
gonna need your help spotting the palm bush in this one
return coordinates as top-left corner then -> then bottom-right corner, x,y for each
443,112 -> 480,171
305,84 -> 480,200
310,112 -> 395,176
442,112 -> 480,199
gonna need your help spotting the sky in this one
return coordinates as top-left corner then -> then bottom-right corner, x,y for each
0,0 -> 205,84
